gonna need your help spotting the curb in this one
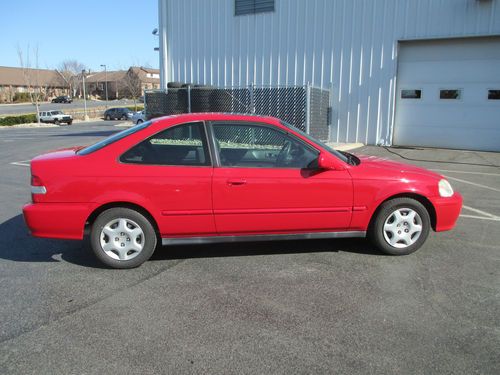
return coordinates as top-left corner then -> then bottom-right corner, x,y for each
326,142 -> 364,151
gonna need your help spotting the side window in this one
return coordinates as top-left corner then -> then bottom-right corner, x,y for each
212,123 -> 318,169
120,122 -> 210,166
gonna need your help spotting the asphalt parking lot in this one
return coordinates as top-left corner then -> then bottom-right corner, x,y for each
0,122 -> 498,374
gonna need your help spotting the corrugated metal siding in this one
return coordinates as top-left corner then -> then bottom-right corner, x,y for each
162,0 -> 500,144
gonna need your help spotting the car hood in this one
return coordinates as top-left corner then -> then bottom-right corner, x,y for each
354,155 -> 442,179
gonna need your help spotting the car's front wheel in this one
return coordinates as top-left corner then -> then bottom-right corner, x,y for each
54,119 -> 60,125
369,197 -> 430,255
90,208 -> 157,268
105,115 -> 111,120
136,119 -> 143,124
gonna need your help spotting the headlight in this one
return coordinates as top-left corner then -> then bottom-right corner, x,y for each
439,179 -> 454,197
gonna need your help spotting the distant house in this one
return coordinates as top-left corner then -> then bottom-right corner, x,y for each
85,67 -> 160,100
0,66 -> 69,103
130,67 -> 161,91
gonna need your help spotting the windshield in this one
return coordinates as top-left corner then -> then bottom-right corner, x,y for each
280,121 -> 349,164
77,121 -> 152,155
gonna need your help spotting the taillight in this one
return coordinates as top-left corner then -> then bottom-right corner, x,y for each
31,175 -> 46,195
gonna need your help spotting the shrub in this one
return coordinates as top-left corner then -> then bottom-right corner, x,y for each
0,113 -> 38,126
126,105 -> 144,112
12,92 -> 46,103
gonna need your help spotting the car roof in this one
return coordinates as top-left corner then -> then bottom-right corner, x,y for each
151,112 -> 281,125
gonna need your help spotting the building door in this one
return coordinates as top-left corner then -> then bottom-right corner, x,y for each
394,37 -> 500,152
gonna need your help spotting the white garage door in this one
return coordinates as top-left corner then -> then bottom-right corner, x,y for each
394,37 -> 500,152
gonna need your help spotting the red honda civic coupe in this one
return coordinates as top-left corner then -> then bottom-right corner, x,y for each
23,113 -> 462,268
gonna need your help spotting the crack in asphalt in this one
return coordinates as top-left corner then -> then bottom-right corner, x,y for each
0,259 -> 186,345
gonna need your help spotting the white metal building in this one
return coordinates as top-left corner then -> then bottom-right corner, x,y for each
158,0 -> 500,151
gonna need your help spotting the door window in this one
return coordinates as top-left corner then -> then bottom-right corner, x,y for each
120,122 -> 210,166
212,123 -> 318,169
401,89 -> 422,99
440,89 -> 462,100
488,90 -> 500,100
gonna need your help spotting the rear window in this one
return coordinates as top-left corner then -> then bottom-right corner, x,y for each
77,121 -> 152,155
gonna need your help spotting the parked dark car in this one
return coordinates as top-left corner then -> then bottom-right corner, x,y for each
51,96 -> 72,103
103,108 -> 134,121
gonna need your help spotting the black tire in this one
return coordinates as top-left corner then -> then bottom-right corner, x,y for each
368,197 -> 430,255
68,120 -> 73,125
121,115 -> 127,120
136,119 -> 143,124
167,81 -> 184,88
105,115 -> 111,121
54,119 -> 60,125
90,207 -> 157,269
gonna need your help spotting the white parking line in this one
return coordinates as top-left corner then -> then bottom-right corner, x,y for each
444,175 -> 500,193
10,160 -> 31,167
462,205 -> 498,219
460,214 -> 500,222
433,169 -> 500,177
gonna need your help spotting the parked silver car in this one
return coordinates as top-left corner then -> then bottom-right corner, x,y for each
131,110 -> 146,124
39,110 -> 73,125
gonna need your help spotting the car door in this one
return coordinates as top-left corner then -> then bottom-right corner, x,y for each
119,121 -> 216,236
210,122 -> 353,234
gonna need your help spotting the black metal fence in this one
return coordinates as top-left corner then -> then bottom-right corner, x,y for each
144,84 -> 330,140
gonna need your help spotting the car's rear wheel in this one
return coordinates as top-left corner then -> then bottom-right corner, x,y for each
105,115 -> 111,120
369,197 -> 430,255
54,119 -> 60,125
90,208 -> 157,268
121,115 -> 127,120
136,119 -> 143,124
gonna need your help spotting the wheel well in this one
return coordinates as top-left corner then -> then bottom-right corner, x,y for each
84,202 -> 160,236
370,193 -> 437,231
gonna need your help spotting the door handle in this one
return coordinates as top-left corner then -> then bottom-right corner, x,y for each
227,179 -> 247,186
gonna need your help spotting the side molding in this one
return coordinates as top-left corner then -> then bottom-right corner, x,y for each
162,231 -> 366,246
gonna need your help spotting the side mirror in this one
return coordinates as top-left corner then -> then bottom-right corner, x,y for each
317,152 -> 337,170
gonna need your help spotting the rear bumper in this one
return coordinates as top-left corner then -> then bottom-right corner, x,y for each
430,192 -> 463,232
23,202 -> 91,240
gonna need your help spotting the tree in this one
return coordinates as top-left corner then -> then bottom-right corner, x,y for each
17,44 -> 45,123
123,68 -> 142,111
58,60 -> 86,98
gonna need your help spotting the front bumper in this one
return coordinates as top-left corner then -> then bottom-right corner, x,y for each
430,192 -> 463,232
23,202 -> 91,240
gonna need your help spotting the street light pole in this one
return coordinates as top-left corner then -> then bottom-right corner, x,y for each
100,64 -> 108,108
82,69 -> 89,121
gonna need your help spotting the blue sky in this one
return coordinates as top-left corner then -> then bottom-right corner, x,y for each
1,0 -> 159,72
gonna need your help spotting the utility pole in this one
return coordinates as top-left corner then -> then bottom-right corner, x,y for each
100,64 -> 108,108
82,69 -> 89,121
